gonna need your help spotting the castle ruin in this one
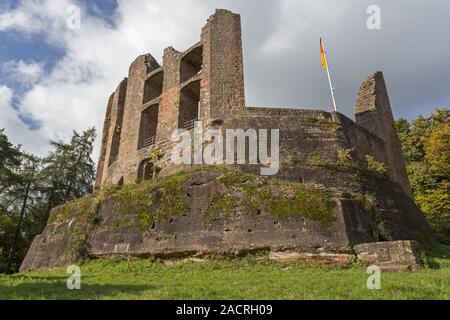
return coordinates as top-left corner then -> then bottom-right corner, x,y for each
20,10 -> 433,272
94,9 -> 412,198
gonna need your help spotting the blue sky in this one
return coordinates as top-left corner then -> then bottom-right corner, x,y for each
0,0 -> 117,88
0,0 -> 449,157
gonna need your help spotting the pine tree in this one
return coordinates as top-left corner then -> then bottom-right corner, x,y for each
5,154 -> 40,274
0,128 -> 97,273
0,129 -> 22,196
41,128 -> 97,214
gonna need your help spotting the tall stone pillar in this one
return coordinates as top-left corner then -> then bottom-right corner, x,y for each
200,9 -> 246,123
355,72 -> 413,198
157,47 -> 182,140
95,93 -> 114,190
99,79 -> 127,186
119,54 -> 160,184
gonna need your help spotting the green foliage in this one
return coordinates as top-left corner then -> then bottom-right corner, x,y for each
337,148 -> 354,167
204,193 -> 238,221
41,128 -> 96,204
0,150 -> 43,273
0,129 -> 22,193
0,216 -> 15,272
101,173 -> 190,231
304,117 -> 341,132
0,128 -> 97,273
396,108 -> 450,244
365,155 -> 387,175
425,123 -> 450,177
212,171 -> 336,232
151,149 -> 163,161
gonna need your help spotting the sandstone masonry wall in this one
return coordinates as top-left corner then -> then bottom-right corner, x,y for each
95,9 -> 410,201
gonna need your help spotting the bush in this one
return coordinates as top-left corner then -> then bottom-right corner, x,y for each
365,155 -> 387,175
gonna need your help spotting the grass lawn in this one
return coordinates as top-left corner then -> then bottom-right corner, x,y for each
1,245 -> 449,300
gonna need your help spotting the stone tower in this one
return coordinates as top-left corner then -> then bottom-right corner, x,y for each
95,9 -> 413,203
21,9 -> 435,272
95,9 -> 245,188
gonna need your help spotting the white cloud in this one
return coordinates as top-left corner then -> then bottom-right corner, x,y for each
0,0 -> 449,162
0,0 -> 211,160
0,85 -> 48,155
2,60 -> 44,86
0,0 -> 74,44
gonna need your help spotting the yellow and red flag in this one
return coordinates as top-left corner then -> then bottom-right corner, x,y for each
320,37 -> 328,70
320,37 -> 338,112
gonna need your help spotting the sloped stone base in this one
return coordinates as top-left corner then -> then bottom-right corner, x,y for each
20,169 -> 434,272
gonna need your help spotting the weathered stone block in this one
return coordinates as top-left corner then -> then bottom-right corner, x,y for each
353,241 -> 422,271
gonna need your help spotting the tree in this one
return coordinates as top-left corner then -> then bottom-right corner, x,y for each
5,154 -> 40,274
396,108 -> 450,244
0,128 -> 97,273
41,128 -> 97,215
425,123 -> 450,177
0,129 -> 24,272
0,129 -> 22,195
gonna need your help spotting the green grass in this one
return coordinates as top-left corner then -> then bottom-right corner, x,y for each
1,245 -> 449,300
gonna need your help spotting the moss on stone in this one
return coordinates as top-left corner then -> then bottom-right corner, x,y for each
305,152 -> 333,168
281,151 -> 296,167
217,171 -> 253,187
304,117 -> 341,132
159,174 -> 190,217
47,206 -> 70,225
53,196 -> 102,261
204,193 -> 238,221
356,195 -> 378,223
109,173 -> 190,231
48,168 -> 338,257
209,169 -> 337,232
267,183 -> 336,230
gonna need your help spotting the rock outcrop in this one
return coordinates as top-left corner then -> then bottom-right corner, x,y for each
20,168 -> 433,272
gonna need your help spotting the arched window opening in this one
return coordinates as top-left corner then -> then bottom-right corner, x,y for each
138,104 -> 159,150
180,45 -> 203,84
179,80 -> 200,130
138,159 -> 157,181
143,70 -> 163,104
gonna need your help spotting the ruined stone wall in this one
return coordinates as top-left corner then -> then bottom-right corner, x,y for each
95,94 -> 113,189
157,47 -> 181,141
24,9 -> 434,272
333,112 -> 388,165
98,79 -> 127,186
97,10 -> 248,186
221,107 -> 389,188
200,9 -> 245,122
355,72 -> 412,197
95,9 -> 409,202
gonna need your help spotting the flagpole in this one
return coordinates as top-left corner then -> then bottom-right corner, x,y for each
321,38 -> 338,112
